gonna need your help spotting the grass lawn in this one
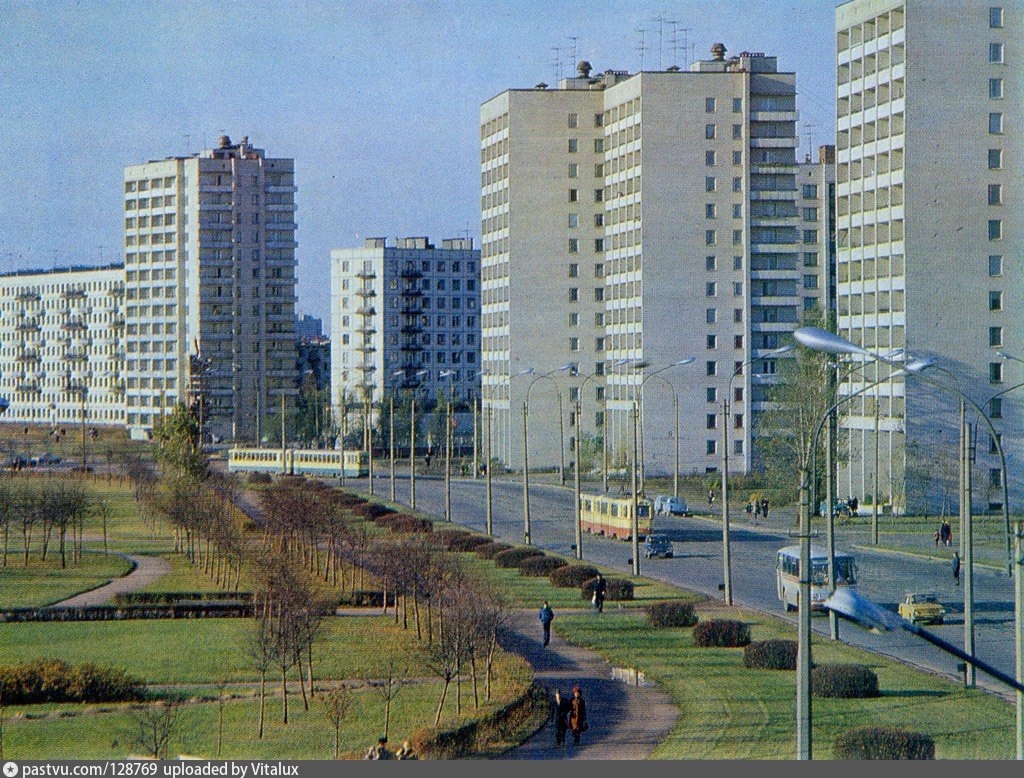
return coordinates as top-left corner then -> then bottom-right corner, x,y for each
136,553 -> 253,594
0,552 -> 133,608
0,616 -> 444,685
556,609 -> 1014,759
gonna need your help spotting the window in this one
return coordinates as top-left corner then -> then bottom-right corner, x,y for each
732,230 -> 743,245
733,282 -> 743,296
568,112 -> 578,128
706,308 -> 717,324
732,203 -> 742,218
569,189 -> 578,202
706,203 -> 717,218
991,7 -> 1004,27
804,274 -> 819,290
707,387 -> 717,402
990,326 -> 1003,347
594,163 -> 603,177
732,150 -> 742,165
989,42 -> 1004,63
594,138 -> 604,152
803,207 -> 818,221
594,288 -> 604,301
594,188 -> 604,202
734,308 -> 743,323
707,414 -> 717,429
568,263 -> 579,277
734,440 -> 744,455
706,439 -> 717,455
568,163 -> 578,178
707,334 -> 717,350
989,112 -> 1003,133
734,335 -> 744,349
706,176 -> 717,192
594,263 -> 604,277
568,238 -> 579,253
706,230 -> 717,245
594,213 -> 604,227
990,78 -> 1004,99
706,361 -> 717,377
569,312 -> 578,326
594,238 -> 604,252
705,97 -> 717,113
988,184 -> 1003,205
706,282 -> 717,297
705,256 -> 717,271
989,219 -> 1002,240
568,213 -> 579,228
732,97 -> 742,113
705,124 -> 716,139
732,124 -> 742,139
990,290 -> 1003,310
989,255 -> 1003,276
594,113 -> 604,127
733,256 -> 743,270
569,337 -> 579,351
990,397 -> 1003,418
732,177 -> 742,192
989,149 -> 1003,169
734,413 -> 744,429
568,138 -> 578,153
802,184 -> 818,199
569,288 -> 579,302
803,230 -> 818,243
990,362 -> 1004,383
706,150 -> 717,166
990,468 -> 1002,488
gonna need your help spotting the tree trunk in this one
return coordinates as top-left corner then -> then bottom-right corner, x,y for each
258,669 -> 266,739
59,526 -> 67,570
434,679 -> 450,726
307,643 -> 314,699
470,653 -> 479,709
281,664 -> 289,724
413,589 -> 421,640
297,653 -> 309,711
384,688 -> 392,740
455,656 -> 462,716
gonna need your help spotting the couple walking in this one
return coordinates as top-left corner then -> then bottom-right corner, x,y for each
551,687 -> 588,746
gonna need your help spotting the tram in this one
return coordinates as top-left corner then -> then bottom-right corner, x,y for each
227,448 -> 369,478
579,492 -> 655,540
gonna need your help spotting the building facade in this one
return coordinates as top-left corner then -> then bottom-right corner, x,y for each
123,135 -> 298,442
330,237 -> 481,419
0,264 -> 126,428
481,50 -> 827,474
835,0 -> 1021,511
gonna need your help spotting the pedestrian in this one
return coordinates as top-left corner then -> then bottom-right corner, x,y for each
753,499 -> 762,519
364,737 -> 393,760
552,690 -> 571,746
538,600 -> 555,647
934,528 -> 941,547
569,686 -> 588,745
941,520 -> 952,546
745,501 -> 753,518
592,573 -> 607,613
849,496 -> 859,516
762,498 -> 770,521
952,551 -> 961,586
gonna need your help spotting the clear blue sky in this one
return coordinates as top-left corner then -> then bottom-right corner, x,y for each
0,0 -> 837,321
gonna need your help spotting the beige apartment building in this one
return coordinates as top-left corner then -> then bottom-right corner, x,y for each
481,49 -> 827,475
0,264 -> 126,429
123,135 -> 298,442
836,0 -> 1021,511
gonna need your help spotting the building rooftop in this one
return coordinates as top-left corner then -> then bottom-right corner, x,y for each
0,262 -> 125,280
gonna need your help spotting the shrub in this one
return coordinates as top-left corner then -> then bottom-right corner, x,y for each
692,619 -> 751,647
355,503 -> 394,520
0,660 -> 145,704
646,601 -> 697,628
431,529 -> 471,550
743,639 -> 798,670
494,547 -> 544,569
581,577 -> 634,601
834,727 -> 934,760
389,515 -> 433,534
812,663 -> 879,698
475,542 -> 512,560
518,556 -> 568,577
549,565 -> 599,588
447,534 -> 492,552
247,472 -> 272,485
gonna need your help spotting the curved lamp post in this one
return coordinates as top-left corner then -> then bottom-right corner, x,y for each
393,369 -> 428,509
439,369 -> 457,522
634,358 -> 696,495
565,368 -> 603,559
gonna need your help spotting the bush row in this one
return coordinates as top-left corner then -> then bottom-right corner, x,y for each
834,727 -> 934,759
581,577 -> 634,601
743,639 -> 797,670
494,548 -> 544,569
0,660 -> 145,704
373,513 -> 433,534
518,556 -> 567,577
549,565 -> 599,588
812,663 -> 879,699
692,619 -> 751,647
646,601 -> 697,628
475,541 -> 512,559
112,592 -> 253,605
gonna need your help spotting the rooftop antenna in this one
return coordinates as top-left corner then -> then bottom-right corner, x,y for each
804,122 -> 816,161
667,19 -> 679,66
654,15 -> 673,70
551,45 -> 562,83
568,36 -> 578,71
636,28 -> 647,71
183,133 -> 192,155
681,28 -> 692,68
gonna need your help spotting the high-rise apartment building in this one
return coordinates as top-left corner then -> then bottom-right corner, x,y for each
0,264 -> 126,428
123,135 -> 298,443
481,49 -> 824,474
835,1 -> 1020,511
330,237 -> 480,415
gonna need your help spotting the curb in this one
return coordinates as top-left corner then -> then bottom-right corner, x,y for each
851,543 -> 1006,572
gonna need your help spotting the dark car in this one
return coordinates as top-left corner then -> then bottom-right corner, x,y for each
643,534 -> 674,559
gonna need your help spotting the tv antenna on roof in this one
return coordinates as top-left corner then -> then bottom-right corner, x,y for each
804,122 -> 816,161
654,15 -> 673,70
568,36 -> 578,70
666,18 -> 680,67
551,45 -> 562,83
636,28 -> 647,71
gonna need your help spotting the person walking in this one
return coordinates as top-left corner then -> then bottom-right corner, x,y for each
761,498 -> 770,521
569,686 -> 588,746
707,489 -> 715,507
941,520 -> 952,547
552,690 -> 571,746
395,741 -> 417,760
538,601 -> 555,647
952,551 -> 961,586
364,737 -> 393,760
592,573 -> 607,613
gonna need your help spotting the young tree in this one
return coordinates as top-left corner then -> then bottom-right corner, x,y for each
320,686 -> 351,760
375,660 -> 406,741
248,611 -> 276,739
126,701 -> 180,759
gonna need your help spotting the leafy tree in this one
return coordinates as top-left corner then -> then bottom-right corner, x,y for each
153,402 -> 207,480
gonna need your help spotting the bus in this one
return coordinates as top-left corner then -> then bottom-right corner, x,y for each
776,545 -> 857,612
227,448 -> 369,478
579,493 -> 654,541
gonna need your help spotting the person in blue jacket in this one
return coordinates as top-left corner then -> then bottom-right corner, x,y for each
539,601 -> 555,646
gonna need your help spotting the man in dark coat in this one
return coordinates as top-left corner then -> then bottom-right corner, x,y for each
552,690 -> 571,746
569,686 -> 588,745
593,574 -> 607,613
538,601 -> 555,647
952,551 -> 961,585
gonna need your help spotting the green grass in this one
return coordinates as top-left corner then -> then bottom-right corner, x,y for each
555,610 -> 1015,759
0,552 -> 133,608
136,553 -> 253,594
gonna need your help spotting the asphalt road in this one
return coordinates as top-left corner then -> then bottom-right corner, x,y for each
355,473 -> 1019,701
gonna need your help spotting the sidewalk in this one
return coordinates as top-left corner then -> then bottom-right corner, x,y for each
48,553 -> 171,607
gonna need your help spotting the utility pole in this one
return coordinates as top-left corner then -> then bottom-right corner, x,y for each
367,399 -> 375,496
673,394 -> 680,499
444,400 -> 452,522
80,389 -> 87,469
602,410 -> 609,493
961,401 -> 976,687
631,402 -> 640,577
796,465 -> 813,759
721,393 -> 733,605
574,399 -> 583,560
389,396 -> 396,501
485,406 -> 493,536
826,408 -> 839,640
1015,518 -> 1023,760
472,397 -> 479,480
872,398 -> 880,544
522,401 -> 531,545
410,396 -> 417,510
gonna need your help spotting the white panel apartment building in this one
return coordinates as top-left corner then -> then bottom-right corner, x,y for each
835,1 -> 1021,511
123,135 -> 298,442
330,237 -> 480,413
0,264 -> 125,428
481,50 -> 826,474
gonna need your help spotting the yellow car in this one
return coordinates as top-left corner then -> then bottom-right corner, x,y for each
898,593 -> 946,625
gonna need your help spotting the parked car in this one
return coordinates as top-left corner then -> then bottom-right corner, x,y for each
653,495 -> 689,516
898,593 -> 946,625
643,534 -> 674,559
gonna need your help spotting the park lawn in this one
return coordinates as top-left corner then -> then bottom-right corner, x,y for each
136,553 -> 254,595
0,615 -> 444,685
555,609 -> 1014,759
3,680 -> 492,759
0,552 -> 133,607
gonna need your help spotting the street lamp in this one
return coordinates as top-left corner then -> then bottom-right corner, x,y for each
518,365 -> 572,544
720,344 -> 794,606
394,369 -> 429,510
563,367 -> 605,560
633,358 -> 696,495
439,369 -> 457,522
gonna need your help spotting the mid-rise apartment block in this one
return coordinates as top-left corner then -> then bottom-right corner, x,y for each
481,49 -> 827,474
0,264 -> 126,428
835,0 -> 1021,511
330,237 -> 481,415
123,135 -> 298,442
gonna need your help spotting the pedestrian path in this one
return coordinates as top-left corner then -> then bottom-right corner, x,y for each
499,610 -> 678,760
49,553 -> 171,607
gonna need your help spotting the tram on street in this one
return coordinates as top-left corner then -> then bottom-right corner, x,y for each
579,492 -> 655,540
228,448 -> 369,478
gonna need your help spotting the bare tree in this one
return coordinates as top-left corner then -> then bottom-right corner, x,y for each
248,610 -> 276,739
126,701 -> 180,759
375,660 -> 407,741
320,686 -> 351,760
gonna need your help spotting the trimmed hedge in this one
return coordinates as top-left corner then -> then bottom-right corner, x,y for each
581,577 -> 634,601
494,548 -> 545,569
113,592 -> 253,606
388,515 -> 433,534
812,663 -> 879,699
448,534 -> 493,552
646,601 -> 697,628
518,556 -> 568,577
431,529 -> 472,550
0,660 -> 145,704
475,541 -> 512,560
692,619 -> 751,647
354,503 -> 394,520
549,565 -> 599,588
834,727 -> 934,760
743,639 -> 798,670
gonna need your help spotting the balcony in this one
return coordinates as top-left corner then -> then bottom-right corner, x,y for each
355,343 -> 377,353
400,324 -> 423,335
355,306 -> 376,317
16,291 -> 41,303
400,288 -> 423,298
399,265 -> 423,280
15,319 -> 41,332
16,381 -> 40,394
15,349 -> 40,363
400,305 -> 422,317
355,269 -> 376,280
62,288 -> 87,301
357,325 -> 377,336
355,287 -> 377,298
65,349 -> 88,362
400,342 -> 424,352
62,317 -> 87,331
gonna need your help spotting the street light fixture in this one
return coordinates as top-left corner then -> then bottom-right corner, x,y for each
562,367 -> 604,560
394,369 -> 429,510
633,357 -> 696,495
439,369 -> 457,522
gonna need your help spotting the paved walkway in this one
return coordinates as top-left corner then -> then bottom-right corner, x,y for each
500,610 -> 678,760
49,553 -> 172,607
